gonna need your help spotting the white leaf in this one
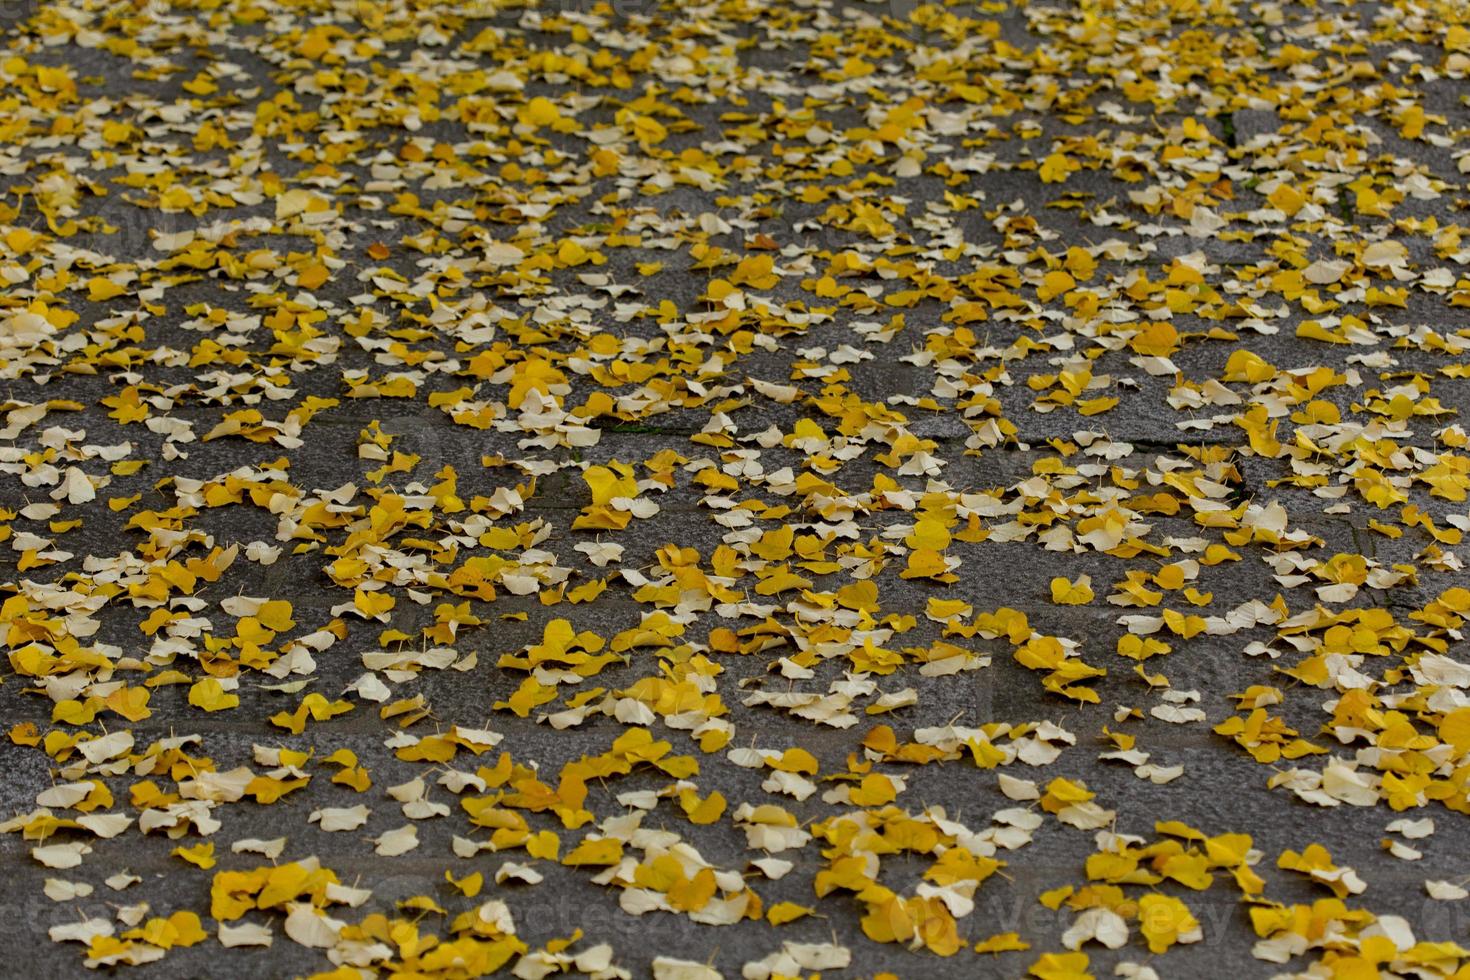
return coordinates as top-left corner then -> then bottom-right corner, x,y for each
219,921 -> 274,948
283,904 -> 343,948
652,956 -> 723,980
1427,880 -> 1468,900
310,805 -> 370,832
371,824 -> 419,856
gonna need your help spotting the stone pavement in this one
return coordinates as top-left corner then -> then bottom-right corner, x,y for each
2,0 -> 1470,977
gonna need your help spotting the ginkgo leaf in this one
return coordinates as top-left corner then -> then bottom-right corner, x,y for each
1050,576 -> 1095,605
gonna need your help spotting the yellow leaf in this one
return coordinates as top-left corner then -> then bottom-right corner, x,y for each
519,96 -> 562,128
1030,952 -> 1093,980
766,901 -> 813,925
1037,270 -> 1075,302
172,842 -> 216,870
105,686 -> 152,722
1050,576 -> 1094,605
353,589 -> 395,619
526,830 -> 560,861
1039,152 -> 1074,184
681,790 -> 726,826
562,837 -> 623,867
1441,706 -> 1470,754
445,870 -> 483,898
257,600 -> 295,632
87,277 -> 127,301
1138,894 -> 1201,953
849,772 -> 898,806
907,519 -> 951,551
188,678 -> 239,713
976,931 -> 1030,954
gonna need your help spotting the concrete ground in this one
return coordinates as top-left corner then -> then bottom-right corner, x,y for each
2,0 -> 1470,977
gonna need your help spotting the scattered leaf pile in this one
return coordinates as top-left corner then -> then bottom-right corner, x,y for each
4,0 -> 1470,976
